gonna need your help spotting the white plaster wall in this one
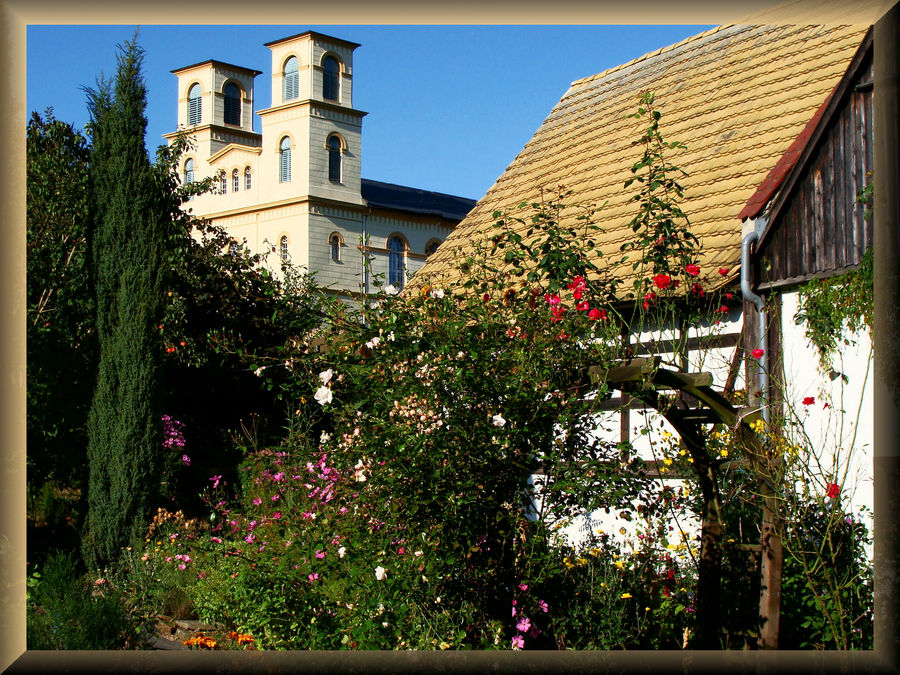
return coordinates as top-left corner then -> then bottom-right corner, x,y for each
778,290 -> 874,523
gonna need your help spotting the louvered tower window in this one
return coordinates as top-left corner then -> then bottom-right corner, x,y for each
283,56 -> 299,101
388,236 -> 406,289
188,84 -> 202,125
224,83 -> 241,125
327,135 -> 342,183
279,137 -> 291,183
322,56 -> 339,101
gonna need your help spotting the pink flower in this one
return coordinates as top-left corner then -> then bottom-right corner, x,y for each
550,305 -> 566,322
210,536 -> 222,544
575,301 -> 589,311
511,635 -> 525,650
178,563 -> 187,570
538,599 -> 549,612
271,494 -> 280,502
545,293 -> 561,306
316,550 -> 326,559
529,627 -> 542,639
802,396 -> 815,406
567,276 -> 586,292
181,454 -> 191,466
686,264 -> 700,277
210,475 -> 222,488
252,497 -> 262,506
518,583 -> 528,591
825,483 -> 841,499
308,573 -> 319,582
516,617 -> 531,633
751,348 -> 764,359
397,546 -> 405,555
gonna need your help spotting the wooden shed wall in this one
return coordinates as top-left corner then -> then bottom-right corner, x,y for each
757,58 -> 874,289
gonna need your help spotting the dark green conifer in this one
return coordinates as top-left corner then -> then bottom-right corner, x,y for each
82,36 -> 165,569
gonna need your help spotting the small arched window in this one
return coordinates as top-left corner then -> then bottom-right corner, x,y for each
280,235 -> 289,261
425,239 -> 441,257
327,135 -> 342,183
245,166 -> 252,190
184,158 -> 194,184
188,84 -> 202,125
232,169 -> 239,193
329,233 -> 341,262
283,56 -> 299,101
279,137 -> 291,183
322,56 -> 340,101
224,83 -> 241,125
220,173 -> 227,194
388,236 -> 406,289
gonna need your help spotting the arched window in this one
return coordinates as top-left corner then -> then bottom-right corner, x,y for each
183,158 -> 194,184
188,84 -> 202,125
388,236 -> 406,289
232,169 -> 239,193
279,137 -> 291,183
220,173 -> 227,194
322,55 -> 340,101
327,135 -> 342,183
283,56 -> 299,101
280,235 -> 289,261
224,83 -> 241,125
245,166 -> 252,190
425,239 -> 441,257
329,233 -> 341,262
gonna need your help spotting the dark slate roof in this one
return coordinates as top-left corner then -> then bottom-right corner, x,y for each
361,179 -> 476,222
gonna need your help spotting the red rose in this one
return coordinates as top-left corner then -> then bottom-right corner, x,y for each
686,264 -> 700,277
588,308 -> 607,320
751,348 -> 764,359
653,274 -> 672,290
825,483 -> 840,499
718,267 -> 729,276
802,396 -> 815,406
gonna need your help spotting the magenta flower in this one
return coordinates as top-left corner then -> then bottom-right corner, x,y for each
538,599 -> 549,612
518,583 -> 528,591
181,454 -> 191,466
316,550 -> 326,559
511,635 -> 525,650
308,573 -> 319,582
210,475 -> 222,488
252,497 -> 262,506
516,617 -> 531,633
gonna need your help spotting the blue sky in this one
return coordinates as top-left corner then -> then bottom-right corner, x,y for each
26,25 -> 713,201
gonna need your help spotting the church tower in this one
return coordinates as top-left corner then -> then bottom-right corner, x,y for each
257,32 -> 366,208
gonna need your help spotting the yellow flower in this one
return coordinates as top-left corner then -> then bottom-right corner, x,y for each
719,449 -> 729,458
620,593 -> 632,599
663,458 -> 673,466
439,641 -> 450,650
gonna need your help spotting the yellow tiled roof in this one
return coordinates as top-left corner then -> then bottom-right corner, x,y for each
412,24 -> 868,297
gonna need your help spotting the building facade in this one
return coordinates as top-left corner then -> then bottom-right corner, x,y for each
165,31 -> 475,295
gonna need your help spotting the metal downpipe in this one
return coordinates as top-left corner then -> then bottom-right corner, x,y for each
741,230 -> 769,425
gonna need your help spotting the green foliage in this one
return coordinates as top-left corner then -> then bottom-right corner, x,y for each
780,505 -> 874,649
26,550 -> 144,649
83,35 -> 167,569
26,110 -> 97,491
793,246 -> 873,374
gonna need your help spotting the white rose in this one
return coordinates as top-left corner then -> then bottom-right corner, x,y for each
383,284 -> 399,296
366,336 -> 381,349
431,288 -> 445,299
375,566 -> 386,581
492,414 -> 507,428
318,369 -> 333,385
314,386 -> 333,406
338,546 -> 346,558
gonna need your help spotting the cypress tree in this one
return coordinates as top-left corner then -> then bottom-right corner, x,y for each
82,37 -> 166,569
